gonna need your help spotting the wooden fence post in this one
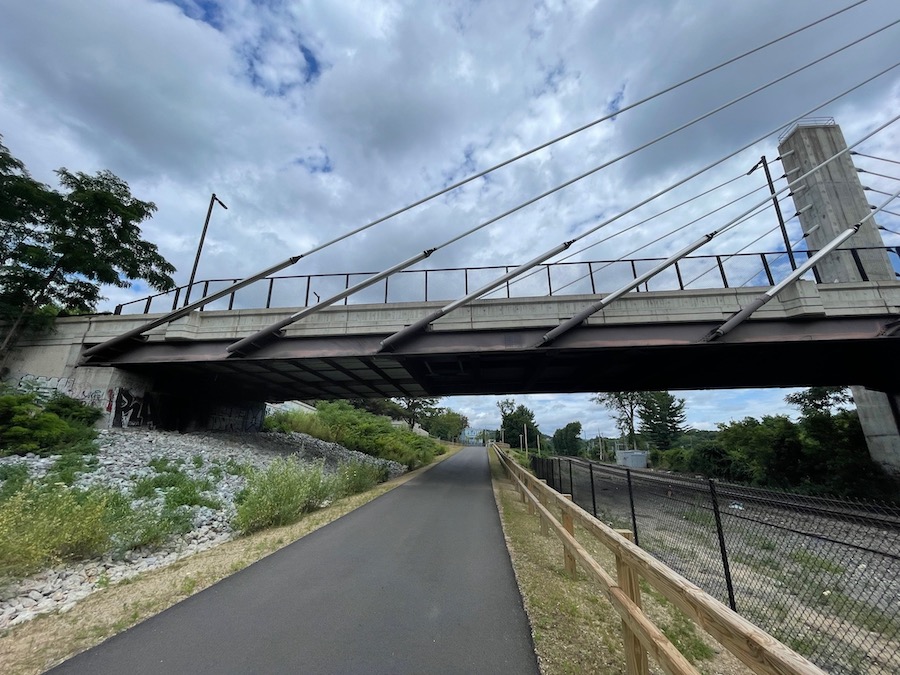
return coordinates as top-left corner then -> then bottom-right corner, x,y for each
562,495 -> 576,577
539,481 -> 550,536
615,529 -> 648,675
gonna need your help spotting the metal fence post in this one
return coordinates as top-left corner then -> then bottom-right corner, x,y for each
568,459 -> 574,499
589,463 -> 598,518
625,469 -> 640,548
708,480 -> 737,612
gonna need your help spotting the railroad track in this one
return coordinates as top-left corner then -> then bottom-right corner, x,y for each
543,456 -> 900,531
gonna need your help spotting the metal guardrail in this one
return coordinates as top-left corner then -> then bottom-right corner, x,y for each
113,246 -> 900,316
493,445 -> 825,675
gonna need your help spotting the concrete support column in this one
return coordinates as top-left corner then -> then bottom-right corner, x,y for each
779,121 -> 900,477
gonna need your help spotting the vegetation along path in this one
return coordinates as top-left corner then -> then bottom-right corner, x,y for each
47,446 -> 539,674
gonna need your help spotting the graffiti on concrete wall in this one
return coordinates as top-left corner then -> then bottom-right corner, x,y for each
108,388 -> 154,429
208,403 -> 265,432
16,374 -> 74,399
16,374 -> 105,410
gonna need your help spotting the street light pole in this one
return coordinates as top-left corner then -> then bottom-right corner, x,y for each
185,193 -> 228,306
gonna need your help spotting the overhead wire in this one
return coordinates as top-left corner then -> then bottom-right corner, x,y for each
432,17 -> 900,254
858,168 -> 900,182
271,0 -> 873,262
500,56 -> 900,297
501,172 -> 760,294
527,182 -> 776,297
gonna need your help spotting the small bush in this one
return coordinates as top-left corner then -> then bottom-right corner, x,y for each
43,392 -> 103,426
46,452 -> 98,486
264,410 -> 337,441
103,491 -> 191,554
133,460 -> 218,509
0,463 -> 29,501
233,458 -> 340,535
0,482 -> 111,579
0,390 -> 98,456
338,461 -> 386,496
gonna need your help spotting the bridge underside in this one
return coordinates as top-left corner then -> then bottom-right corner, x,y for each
91,316 -> 899,401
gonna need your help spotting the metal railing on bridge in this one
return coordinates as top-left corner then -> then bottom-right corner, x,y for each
115,246 -> 900,316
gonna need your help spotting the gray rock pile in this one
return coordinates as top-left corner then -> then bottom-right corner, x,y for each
0,429 -> 405,629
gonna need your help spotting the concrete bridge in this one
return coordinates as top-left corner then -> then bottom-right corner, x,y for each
3,122 -> 900,475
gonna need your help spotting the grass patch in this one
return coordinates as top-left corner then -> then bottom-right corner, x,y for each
233,458 -> 341,534
789,549 -> 845,575
0,447 -> 464,675
0,483 -> 112,580
268,402 -> 445,470
490,449 -> 729,674
132,460 -> 220,510
0,463 -> 30,500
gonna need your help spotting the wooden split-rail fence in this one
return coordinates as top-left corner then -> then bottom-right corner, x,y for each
492,444 -> 826,675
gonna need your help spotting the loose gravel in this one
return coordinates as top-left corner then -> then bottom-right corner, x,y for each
0,429 -> 406,629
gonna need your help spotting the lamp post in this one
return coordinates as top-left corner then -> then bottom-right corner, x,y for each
185,193 -> 228,306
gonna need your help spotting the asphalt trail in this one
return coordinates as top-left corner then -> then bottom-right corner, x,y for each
48,446 -> 539,674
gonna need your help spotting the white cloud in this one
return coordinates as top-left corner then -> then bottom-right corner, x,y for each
1,0 -> 897,429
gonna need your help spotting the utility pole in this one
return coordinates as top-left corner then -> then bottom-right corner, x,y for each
185,193 -> 228,306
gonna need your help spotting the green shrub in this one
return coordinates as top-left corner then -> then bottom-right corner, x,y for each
0,463 -> 29,501
0,482 -> 111,579
313,401 -> 442,469
132,460 -> 219,509
46,452 -> 98,486
233,458 -> 340,535
43,392 -> 103,426
263,410 -> 337,441
338,461 -> 386,496
103,491 -> 192,554
0,390 -> 98,456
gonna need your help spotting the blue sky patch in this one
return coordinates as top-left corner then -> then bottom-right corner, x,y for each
293,148 -> 333,174
606,84 -> 626,120
163,0 -> 224,31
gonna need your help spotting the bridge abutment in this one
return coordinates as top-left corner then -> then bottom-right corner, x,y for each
780,121 -> 900,477
4,338 -> 265,433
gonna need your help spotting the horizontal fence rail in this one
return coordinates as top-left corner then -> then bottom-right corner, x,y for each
114,246 -> 900,315
532,456 -> 900,675
493,445 -> 825,675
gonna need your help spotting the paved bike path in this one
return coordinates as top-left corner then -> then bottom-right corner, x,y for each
49,446 -> 539,674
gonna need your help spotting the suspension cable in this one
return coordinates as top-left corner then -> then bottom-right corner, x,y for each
543,184 -> 780,296
276,0 -> 874,259
858,168 -> 900,182
851,151 -> 900,166
433,17 -> 900,253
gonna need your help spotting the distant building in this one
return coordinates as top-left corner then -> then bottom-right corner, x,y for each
461,428 -> 480,444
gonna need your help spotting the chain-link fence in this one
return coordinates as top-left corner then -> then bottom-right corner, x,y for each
532,456 -> 900,675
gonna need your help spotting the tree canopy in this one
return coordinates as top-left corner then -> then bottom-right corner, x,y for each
0,136 -> 176,363
551,421 -> 582,455
497,398 -> 540,449
638,391 -> 686,452
422,408 -> 469,441
592,392 -> 643,449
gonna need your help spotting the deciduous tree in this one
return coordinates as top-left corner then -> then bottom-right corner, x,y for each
551,421 -> 583,455
592,392 -> 643,449
0,137 -> 176,366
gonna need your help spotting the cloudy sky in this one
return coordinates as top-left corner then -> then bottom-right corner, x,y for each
2,0 -> 898,435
